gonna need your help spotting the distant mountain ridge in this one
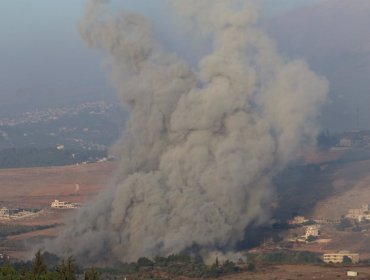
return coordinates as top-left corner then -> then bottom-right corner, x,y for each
267,0 -> 370,131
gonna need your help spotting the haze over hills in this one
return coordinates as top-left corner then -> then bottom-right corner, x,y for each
4,1 -> 370,277
0,101 -> 125,151
267,0 -> 370,131
0,85 -> 117,118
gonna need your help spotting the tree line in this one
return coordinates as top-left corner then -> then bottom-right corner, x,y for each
0,251 -> 252,280
0,251 -> 98,280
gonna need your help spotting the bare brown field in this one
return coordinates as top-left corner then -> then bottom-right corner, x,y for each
313,159 -> 370,219
217,265 -> 370,280
0,162 -> 116,258
301,148 -> 345,164
6,227 -> 59,242
0,162 -> 117,208
2,150 -> 370,268
286,157 -> 370,260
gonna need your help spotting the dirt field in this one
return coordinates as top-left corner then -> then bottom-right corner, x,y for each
217,265 -> 370,280
0,162 -> 116,258
0,162 -> 116,208
2,149 -> 370,268
312,159 -> 370,219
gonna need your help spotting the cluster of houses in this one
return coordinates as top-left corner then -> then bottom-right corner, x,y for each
346,203 -> 370,222
0,199 -> 81,220
288,215 -> 362,265
288,216 -> 320,241
337,131 -> 370,149
0,207 -> 34,220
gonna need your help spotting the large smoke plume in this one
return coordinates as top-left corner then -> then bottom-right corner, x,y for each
43,0 -> 328,263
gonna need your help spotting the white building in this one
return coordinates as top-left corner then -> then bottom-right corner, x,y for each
347,271 -> 358,277
305,225 -> 320,239
346,203 -> 369,221
51,200 -> 80,209
0,207 -> 10,218
289,216 -> 307,225
339,138 -> 352,147
323,251 -> 360,264
56,145 -> 65,150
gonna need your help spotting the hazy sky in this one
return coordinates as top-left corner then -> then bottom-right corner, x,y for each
0,0 -> 323,114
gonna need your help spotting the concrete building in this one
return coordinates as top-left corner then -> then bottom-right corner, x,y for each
56,145 -> 65,150
305,225 -> 320,239
51,200 -> 80,209
346,203 -> 370,221
339,138 -> 352,147
0,207 -> 10,218
289,216 -> 307,225
362,204 -> 368,212
323,251 -> 360,264
347,271 -> 358,277
358,214 -> 370,222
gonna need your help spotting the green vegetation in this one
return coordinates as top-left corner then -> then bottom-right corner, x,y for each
0,148 -> 107,169
336,218 -> 353,231
0,263 -> 20,280
1,250 -> 359,279
317,130 -> 338,150
306,235 -> 318,242
246,250 -> 322,265
96,253 -> 241,279
84,268 -> 99,280
302,220 -> 317,226
1,252 -> 244,280
343,256 -> 352,265
1,251 -> 78,280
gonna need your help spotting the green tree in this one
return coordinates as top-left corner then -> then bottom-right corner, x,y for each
221,260 -> 239,273
31,251 -> 48,277
55,259 -> 66,279
306,235 -> 318,242
336,218 -> 352,231
84,268 -> 99,280
272,234 -> 283,244
65,256 -> 76,280
247,262 -> 255,271
137,257 -> 153,268
343,256 -> 352,265
214,257 -> 219,268
0,263 -> 20,280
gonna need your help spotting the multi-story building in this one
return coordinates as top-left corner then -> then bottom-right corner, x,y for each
323,251 -> 360,264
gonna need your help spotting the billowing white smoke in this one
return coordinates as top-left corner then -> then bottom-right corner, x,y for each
44,0 -> 328,263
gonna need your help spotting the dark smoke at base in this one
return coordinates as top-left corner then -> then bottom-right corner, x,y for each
39,0 -> 328,264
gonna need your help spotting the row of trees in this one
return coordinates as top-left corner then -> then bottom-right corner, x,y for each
0,252 -> 251,280
3,250 -> 362,280
0,251 -> 99,280
96,254 -> 246,278
246,250 -> 322,265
